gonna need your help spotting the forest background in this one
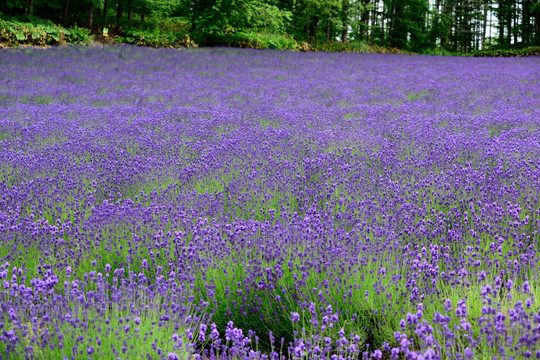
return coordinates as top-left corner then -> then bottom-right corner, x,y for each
1,0 -> 540,55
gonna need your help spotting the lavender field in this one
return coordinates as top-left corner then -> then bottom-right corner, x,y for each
0,46 -> 539,360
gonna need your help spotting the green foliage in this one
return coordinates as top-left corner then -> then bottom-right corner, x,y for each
249,2 -> 292,34
204,31 -> 296,50
385,0 -> 430,51
144,0 -> 178,17
119,28 -> 191,47
64,25 -> 92,45
293,0 -> 341,40
0,16 -> 62,46
1,0 -> 539,55
473,46 -> 540,57
0,15 -> 92,46
190,0 -> 292,41
419,47 -> 462,56
369,44 -> 412,54
149,16 -> 191,33
311,40 -> 369,52
119,18 -> 193,47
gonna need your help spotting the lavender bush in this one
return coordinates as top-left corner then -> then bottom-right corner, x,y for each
0,46 -> 539,360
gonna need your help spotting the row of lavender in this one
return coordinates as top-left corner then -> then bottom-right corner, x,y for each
0,46 -> 539,359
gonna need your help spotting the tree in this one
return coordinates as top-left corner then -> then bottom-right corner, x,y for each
341,0 -> 350,42
2,0 -> 539,51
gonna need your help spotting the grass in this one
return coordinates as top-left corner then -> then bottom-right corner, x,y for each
406,90 -> 433,101
2,156 -> 539,357
192,227 -> 540,356
343,112 -> 358,120
1,294 -> 197,360
258,118 -> 280,130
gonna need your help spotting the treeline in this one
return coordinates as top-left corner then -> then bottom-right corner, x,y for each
2,0 -> 540,52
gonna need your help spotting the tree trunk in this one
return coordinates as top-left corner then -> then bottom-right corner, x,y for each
436,0 -> 442,49
357,5 -> 361,39
103,0 -> 108,20
387,2 -> 397,47
361,0 -> 370,39
127,0 -> 132,22
534,2 -> 540,33
387,3 -> 396,46
342,0 -> 349,42
482,0 -> 488,47
488,4 -> 493,46
499,1 -> 505,47
381,0 -> 385,44
534,7 -> 540,45
326,18 -> 331,40
28,0 -> 33,15
370,0 -> 377,45
522,0 -> 530,45
441,0 -> 453,52
116,0 -> 123,22
310,17 -> 319,39
513,3 -> 518,45
473,0 -> 478,51
464,1 -> 470,53
141,3 -> 146,22
89,2 -> 94,30
507,0 -> 512,46
452,2 -> 457,52
63,0 -> 69,24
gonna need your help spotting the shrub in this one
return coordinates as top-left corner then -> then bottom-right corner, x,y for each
119,18 -> 194,48
257,33 -> 296,50
369,44 -> 412,54
473,46 -> 540,57
0,17 -> 62,46
64,26 -> 92,45
0,16 -> 92,47
311,40 -> 370,53
203,31 -> 296,50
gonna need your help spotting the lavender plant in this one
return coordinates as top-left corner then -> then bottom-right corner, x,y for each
0,45 -> 539,359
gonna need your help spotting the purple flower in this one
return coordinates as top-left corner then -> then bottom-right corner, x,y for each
444,299 -> 453,312
199,323 -> 207,342
3,45 -> 540,360
506,279 -> 514,290
523,281 -> 531,294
